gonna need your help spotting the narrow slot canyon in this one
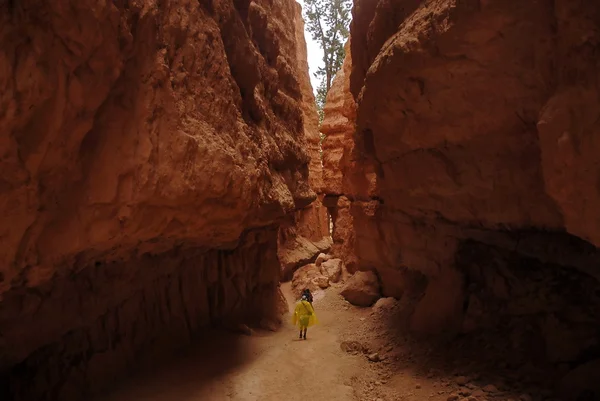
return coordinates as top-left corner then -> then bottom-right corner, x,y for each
1,1 -> 600,401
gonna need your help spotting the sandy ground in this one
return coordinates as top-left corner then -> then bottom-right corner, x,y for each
99,283 -> 545,401
99,283 -> 363,401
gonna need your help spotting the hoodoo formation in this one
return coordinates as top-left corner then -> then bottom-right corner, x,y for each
323,0 -> 600,392
0,0 -> 321,398
2,0 -> 600,400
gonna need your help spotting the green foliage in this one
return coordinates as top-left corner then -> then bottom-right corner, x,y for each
303,0 -> 352,124
315,80 -> 327,122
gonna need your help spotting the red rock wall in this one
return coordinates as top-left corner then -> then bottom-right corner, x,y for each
321,41 -> 359,273
321,38 -> 386,275
1,229 -> 286,400
290,0 -> 329,244
322,41 -> 356,198
325,0 -> 600,366
277,3 -> 331,280
0,0 -> 316,398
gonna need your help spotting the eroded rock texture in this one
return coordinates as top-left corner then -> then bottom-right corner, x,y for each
277,1 -> 331,280
324,0 -> 600,390
321,41 -> 362,273
0,0 -> 316,398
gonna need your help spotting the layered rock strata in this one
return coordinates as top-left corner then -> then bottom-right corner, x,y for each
321,41 -> 362,273
0,0 -> 318,398
323,0 -> 600,385
277,3 -> 331,280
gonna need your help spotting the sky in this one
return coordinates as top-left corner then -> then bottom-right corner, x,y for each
296,0 -> 324,95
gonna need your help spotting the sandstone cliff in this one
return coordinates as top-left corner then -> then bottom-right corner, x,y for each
325,0 -> 600,377
277,1 -> 331,280
0,0 -> 317,398
321,40 -> 359,273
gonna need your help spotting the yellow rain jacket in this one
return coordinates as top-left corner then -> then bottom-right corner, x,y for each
292,300 -> 318,328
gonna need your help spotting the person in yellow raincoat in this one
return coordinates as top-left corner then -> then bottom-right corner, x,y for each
292,293 -> 318,340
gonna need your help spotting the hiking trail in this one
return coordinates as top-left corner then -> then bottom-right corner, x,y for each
99,283 -> 539,401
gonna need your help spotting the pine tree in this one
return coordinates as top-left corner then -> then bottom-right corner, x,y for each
303,0 -> 352,123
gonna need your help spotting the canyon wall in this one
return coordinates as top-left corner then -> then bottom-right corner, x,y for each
323,0 -> 600,380
0,0 -> 317,398
277,2 -> 331,280
321,40 -> 360,273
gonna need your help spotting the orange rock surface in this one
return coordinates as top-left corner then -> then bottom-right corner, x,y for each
0,0 -> 320,398
277,0 -> 330,280
322,41 -> 356,197
321,40 -> 363,273
324,0 -> 600,367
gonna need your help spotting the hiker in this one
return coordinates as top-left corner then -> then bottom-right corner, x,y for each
302,288 -> 313,305
292,293 -> 318,340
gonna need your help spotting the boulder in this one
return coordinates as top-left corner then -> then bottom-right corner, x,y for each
279,236 -> 332,280
291,264 -> 329,297
320,258 -> 343,282
314,275 -> 330,289
315,252 -> 333,267
372,297 -> 398,313
340,271 -> 380,306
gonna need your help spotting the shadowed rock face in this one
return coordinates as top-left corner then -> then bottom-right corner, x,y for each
321,40 -> 364,274
322,0 -> 600,382
0,0 -> 318,398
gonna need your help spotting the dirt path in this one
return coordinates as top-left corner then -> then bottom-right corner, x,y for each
100,283 -> 366,401
100,283 -> 540,401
